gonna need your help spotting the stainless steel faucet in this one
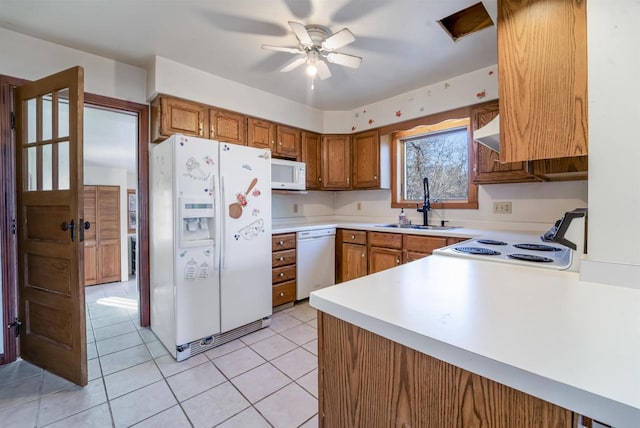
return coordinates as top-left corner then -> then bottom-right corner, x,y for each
416,177 -> 431,226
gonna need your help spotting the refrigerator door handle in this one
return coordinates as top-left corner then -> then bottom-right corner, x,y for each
213,173 -> 221,271
220,175 -> 226,270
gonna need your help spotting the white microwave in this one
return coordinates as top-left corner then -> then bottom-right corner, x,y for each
271,158 -> 306,190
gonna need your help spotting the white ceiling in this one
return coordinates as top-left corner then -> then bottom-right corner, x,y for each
0,0 -> 498,111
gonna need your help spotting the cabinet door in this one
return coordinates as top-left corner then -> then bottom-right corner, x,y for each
404,251 -> 429,263
276,125 -> 301,159
471,100 -> 536,184
341,243 -> 367,282
352,130 -> 380,188
210,109 -> 246,145
158,96 -> 207,140
368,247 -> 402,274
498,0 -> 587,162
247,118 -> 276,150
321,135 -> 351,189
302,131 -> 321,189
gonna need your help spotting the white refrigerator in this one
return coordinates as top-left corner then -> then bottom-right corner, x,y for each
150,134 -> 272,361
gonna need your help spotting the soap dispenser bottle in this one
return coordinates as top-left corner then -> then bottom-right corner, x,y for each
398,208 -> 407,225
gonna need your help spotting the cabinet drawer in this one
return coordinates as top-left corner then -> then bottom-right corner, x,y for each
273,280 -> 296,307
404,251 -> 430,263
272,265 -> 296,284
272,249 -> 296,267
368,232 -> 402,249
403,235 -> 448,254
340,229 -> 367,245
272,233 -> 296,251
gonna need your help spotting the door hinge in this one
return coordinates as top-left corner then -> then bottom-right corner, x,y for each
10,111 -> 16,130
11,218 -> 16,235
9,318 -> 22,337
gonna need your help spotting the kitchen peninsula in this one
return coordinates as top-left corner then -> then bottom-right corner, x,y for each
310,254 -> 640,427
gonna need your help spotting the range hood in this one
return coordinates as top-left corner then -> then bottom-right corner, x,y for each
474,115 -> 500,152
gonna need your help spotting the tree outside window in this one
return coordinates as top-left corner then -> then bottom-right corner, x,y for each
403,127 -> 469,202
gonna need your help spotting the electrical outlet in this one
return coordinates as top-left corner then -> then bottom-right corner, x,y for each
493,201 -> 512,214
357,202 -> 362,211
293,203 -> 298,213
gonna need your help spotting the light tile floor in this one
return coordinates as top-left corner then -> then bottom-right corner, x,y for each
0,280 -> 319,427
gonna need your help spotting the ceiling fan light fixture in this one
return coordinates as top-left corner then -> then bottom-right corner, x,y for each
306,63 -> 318,77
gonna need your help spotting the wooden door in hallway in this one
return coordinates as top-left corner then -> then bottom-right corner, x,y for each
84,185 -> 121,286
15,66 -> 87,386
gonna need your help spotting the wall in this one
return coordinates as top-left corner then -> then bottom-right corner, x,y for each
581,1 -> 640,286
84,165 -> 130,282
272,191 -> 335,220
323,65 -> 498,134
149,56 -> 324,133
0,28 -> 147,103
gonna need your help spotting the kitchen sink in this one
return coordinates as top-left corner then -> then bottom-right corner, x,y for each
374,224 -> 460,231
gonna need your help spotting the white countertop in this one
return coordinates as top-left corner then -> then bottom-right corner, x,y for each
272,220 -> 485,239
310,255 -> 640,427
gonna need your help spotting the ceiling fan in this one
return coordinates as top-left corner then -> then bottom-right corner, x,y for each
261,21 -> 363,81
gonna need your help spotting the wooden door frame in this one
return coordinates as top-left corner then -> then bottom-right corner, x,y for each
0,74 -> 150,365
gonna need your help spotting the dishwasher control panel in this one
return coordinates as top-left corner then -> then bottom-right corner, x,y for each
297,228 -> 336,239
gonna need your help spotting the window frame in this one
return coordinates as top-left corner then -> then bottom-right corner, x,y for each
389,108 -> 478,210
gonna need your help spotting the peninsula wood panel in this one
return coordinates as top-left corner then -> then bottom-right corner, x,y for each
318,313 -> 576,428
498,0 -> 588,162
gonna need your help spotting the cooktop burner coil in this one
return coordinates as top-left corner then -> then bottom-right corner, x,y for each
453,247 -> 501,256
476,239 -> 508,245
508,254 -> 554,263
513,243 -> 562,252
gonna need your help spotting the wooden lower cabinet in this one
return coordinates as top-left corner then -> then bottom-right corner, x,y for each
336,229 -> 367,283
272,233 -> 296,307
403,234 -> 448,263
318,313 -> 576,427
368,232 -> 402,274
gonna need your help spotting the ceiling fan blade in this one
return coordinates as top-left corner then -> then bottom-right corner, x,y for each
288,21 -> 313,46
316,60 -> 332,80
280,56 -> 307,72
326,52 -> 362,69
322,28 -> 355,50
261,44 -> 304,54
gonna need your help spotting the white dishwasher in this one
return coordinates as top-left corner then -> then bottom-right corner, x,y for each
296,228 -> 336,300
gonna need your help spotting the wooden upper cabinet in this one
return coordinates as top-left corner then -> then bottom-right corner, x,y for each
152,96 -> 207,142
247,117 -> 276,151
498,0 -> 588,162
209,108 -> 246,145
302,131 -> 321,189
471,100 -> 536,184
276,125 -> 301,159
352,130 -> 380,189
321,135 -> 351,189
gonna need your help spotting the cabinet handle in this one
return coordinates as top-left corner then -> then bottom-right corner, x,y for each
271,140 -> 275,145
361,253 -> 365,258
318,177 -> 322,182
198,122 -> 203,136
347,177 -> 350,183
279,292 -> 285,297
279,141 -> 283,146
278,240 -> 284,245
210,124 -> 215,136
351,235 -> 355,239
279,272 -> 285,277
374,175 -> 378,180
278,256 -> 284,261
396,257 -> 401,264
